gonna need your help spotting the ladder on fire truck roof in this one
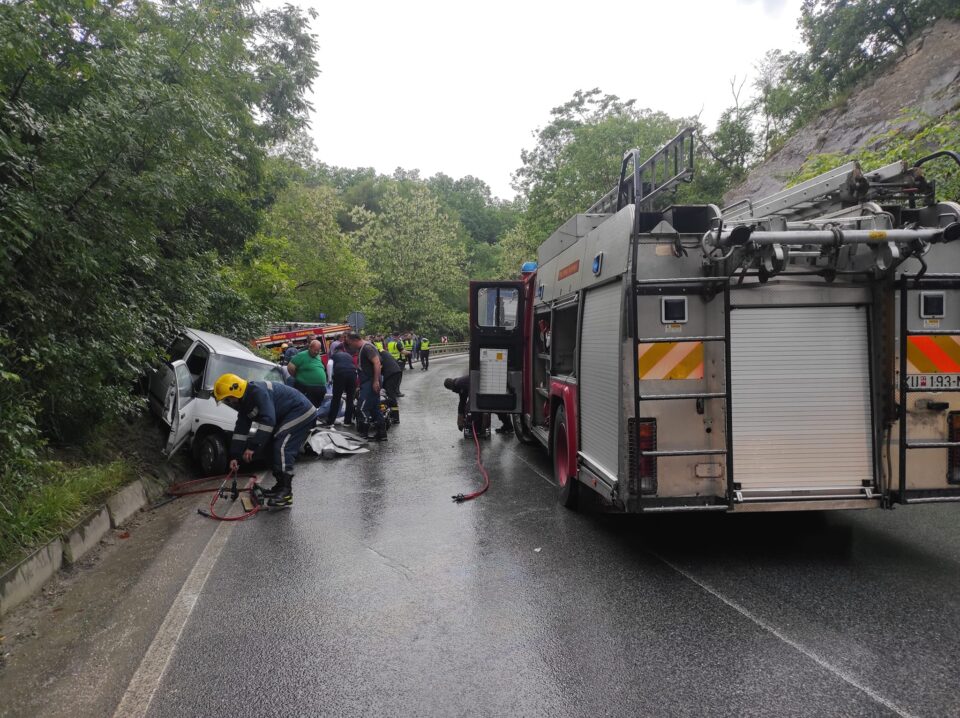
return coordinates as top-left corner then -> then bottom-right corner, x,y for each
586,127 -> 697,215
720,151 -> 960,224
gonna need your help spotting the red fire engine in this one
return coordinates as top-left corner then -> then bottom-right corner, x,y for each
468,129 -> 960,513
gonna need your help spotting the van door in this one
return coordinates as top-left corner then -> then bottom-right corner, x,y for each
162,360 -> 196,458
469,281 -> 525,414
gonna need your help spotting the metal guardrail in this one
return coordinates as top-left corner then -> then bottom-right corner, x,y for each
429,342 -> 468,356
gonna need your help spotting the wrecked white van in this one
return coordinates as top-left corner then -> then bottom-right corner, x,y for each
147,328 -> 283,475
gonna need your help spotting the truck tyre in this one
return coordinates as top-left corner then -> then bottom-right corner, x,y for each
553,406 -> 579,509
512,413 -> 536,445
197,432 -> 228,476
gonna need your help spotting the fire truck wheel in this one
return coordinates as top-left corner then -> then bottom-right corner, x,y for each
552,406 -> 579,509
512,414 -> 536,445
197,433 -> 228,476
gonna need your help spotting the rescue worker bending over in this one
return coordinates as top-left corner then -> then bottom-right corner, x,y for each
443,375 -> 512,437
214,373 -> 318,508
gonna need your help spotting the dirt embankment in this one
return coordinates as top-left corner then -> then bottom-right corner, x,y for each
725,18 -> 960,205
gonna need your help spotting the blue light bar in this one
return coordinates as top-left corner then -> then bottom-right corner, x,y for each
520,261 -> 538,273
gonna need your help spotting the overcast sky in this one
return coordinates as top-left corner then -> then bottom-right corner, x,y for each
302,0 -> 805,199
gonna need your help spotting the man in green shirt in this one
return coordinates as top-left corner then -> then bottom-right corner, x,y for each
287,339 -> 327,408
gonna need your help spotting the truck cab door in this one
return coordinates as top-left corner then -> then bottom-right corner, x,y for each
162,360 -> 196,458
469,281 -> 524,414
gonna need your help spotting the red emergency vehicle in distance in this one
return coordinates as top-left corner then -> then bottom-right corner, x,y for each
251,322 -> 352,363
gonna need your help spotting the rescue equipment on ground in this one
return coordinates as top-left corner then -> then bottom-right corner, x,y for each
167,468 -> 265,521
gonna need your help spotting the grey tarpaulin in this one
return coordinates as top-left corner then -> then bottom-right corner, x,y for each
305,427 -> 370,458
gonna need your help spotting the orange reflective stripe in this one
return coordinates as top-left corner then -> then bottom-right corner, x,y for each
638,342 -> 704,380
637,343 -> 673,376
907,335 -> 960,373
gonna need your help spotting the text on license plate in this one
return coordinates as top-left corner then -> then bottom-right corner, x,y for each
907,373 -> 960,390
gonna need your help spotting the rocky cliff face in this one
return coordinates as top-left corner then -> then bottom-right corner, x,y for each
725,18 -> 960,205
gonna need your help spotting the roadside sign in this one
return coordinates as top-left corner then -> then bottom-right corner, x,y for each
347,311 -> 366,331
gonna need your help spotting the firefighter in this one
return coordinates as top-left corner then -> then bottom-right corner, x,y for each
443,375 -> 512,437
214,373 -> 318,508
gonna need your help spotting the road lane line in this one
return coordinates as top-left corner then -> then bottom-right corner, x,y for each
652,551 -> 917,718
112,517 -> 235,718
510,445 -> 556,486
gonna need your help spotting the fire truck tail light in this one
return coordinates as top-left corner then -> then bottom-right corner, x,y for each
949,413 -> 960,485
637,419 -> 657,493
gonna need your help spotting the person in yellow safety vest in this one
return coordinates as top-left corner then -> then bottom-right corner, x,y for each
374,337 -> 384,352
419,337 -> 430,371
403,336 -> 414,370
387,337 -> 403,363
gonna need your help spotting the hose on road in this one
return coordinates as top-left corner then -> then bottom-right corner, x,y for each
452,422 -> 491,503
167,469 -> 263,521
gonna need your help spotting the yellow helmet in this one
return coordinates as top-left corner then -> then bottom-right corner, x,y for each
214,373 -> 247,403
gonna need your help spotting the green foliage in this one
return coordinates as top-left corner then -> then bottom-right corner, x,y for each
791,109 -> 960,201
425,174 -> 519,244
513,89 -> 689,242
0,0 -> 318,523
747,1 -> 958,142
352,186 -> 468,336
254,183 -> 373,322
0,459 -> 131,565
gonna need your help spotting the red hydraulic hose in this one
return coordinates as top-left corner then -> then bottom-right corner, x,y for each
167,469 -> 263,521
452,422 -> 491,503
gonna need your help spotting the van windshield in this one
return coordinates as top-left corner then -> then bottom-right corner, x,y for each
205,356 -> 282,390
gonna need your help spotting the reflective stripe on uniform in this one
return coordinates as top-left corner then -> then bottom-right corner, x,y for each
276,406 -> 317,435
279,433 -> 291,473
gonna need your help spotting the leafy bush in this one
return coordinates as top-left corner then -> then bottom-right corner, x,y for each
791,110 -> 960,201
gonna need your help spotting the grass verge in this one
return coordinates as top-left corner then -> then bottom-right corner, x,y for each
0,460 -> 133,571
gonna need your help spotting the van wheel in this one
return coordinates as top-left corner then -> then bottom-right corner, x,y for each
197,433 -> 228,476
553,406 -> 579,509
512,414 -> 537,445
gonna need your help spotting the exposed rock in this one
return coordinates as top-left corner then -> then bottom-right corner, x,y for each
725,18 -> 960,205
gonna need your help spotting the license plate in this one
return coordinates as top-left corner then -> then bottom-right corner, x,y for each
907,373 -> 960,390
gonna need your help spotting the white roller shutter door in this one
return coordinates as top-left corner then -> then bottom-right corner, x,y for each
579,282 -> 622,479
730,305 -> 874,494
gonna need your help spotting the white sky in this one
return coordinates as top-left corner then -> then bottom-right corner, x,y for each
302,0 -> 805,199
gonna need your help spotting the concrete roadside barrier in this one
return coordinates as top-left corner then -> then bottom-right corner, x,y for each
0,540 -> 63,618
62,506 -> 111,565
0,478 -> 150,618
106,480 -> 147,528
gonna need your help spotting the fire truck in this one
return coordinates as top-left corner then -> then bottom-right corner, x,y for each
468,128 -> 960,513
251,322 -> 352,360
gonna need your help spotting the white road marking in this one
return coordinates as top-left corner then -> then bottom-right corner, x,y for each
652,551 -> 917,718
510,444 -> 556,486
112,517 -> 235,718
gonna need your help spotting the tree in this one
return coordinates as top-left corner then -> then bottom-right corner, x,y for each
352,186 -> 468,336
254,183 -> 372,322
0,0 -> 319,453
512,89 -> 688,242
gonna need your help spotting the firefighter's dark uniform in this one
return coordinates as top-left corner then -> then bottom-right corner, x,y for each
229,381 -> 317,496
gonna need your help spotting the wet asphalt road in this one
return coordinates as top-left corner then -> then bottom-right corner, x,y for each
135,355 -> 960,718
4,354 -> 960,717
